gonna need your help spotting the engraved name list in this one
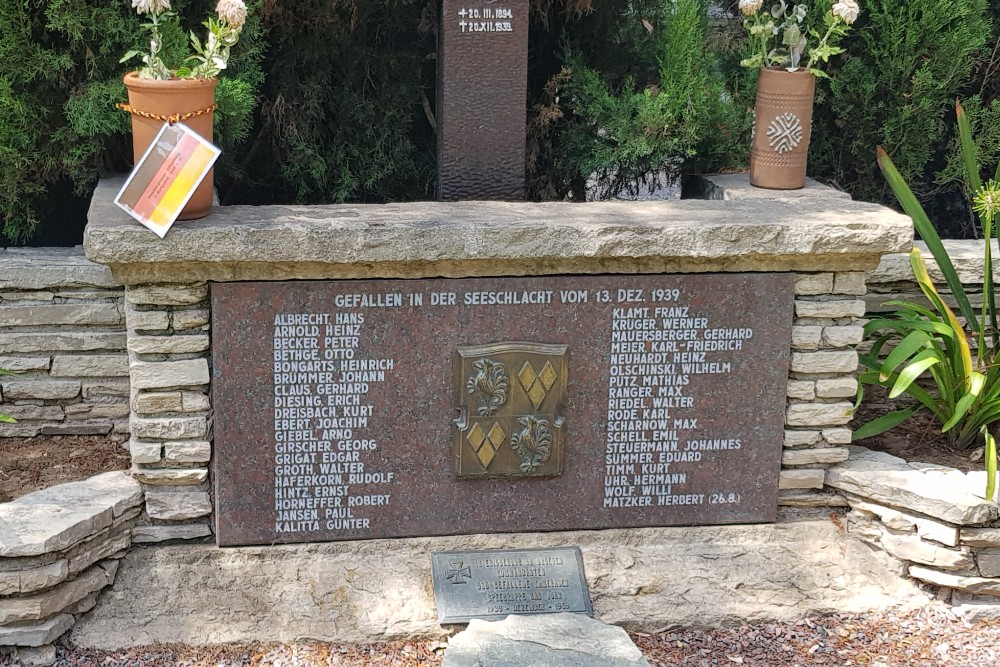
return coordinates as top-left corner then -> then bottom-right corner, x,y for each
272,310 -> 396,536
212,274 -> 792,546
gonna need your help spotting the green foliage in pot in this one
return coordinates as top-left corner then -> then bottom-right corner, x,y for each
539,0 -> 746,199
0,0 -> 263,243
737,0 -> 859,76
858,100 -> 1000,494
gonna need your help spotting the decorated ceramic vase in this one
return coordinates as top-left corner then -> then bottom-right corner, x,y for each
749,68 -> 816,190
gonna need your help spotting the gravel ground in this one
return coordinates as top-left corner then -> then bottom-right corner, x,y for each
29,605 -> 1000,667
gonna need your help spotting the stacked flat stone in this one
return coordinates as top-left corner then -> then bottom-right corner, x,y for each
867,239 -> 1000,316
126,283 -> 214,542
0,248 -> 129,437
828,447 -> 1000,620
0,472 -> 142,665
778,271 -> 865,506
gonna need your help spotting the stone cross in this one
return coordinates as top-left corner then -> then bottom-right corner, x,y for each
437,0 -> 529,201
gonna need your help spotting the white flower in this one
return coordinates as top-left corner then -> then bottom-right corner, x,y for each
739,0 -> 763,16
131,0 -> 170,15
216,0 -> 247,30
831,0 -> 860,25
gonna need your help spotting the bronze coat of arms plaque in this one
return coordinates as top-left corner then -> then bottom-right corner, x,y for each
212,274 -> 793,546
454,342 -> 567,478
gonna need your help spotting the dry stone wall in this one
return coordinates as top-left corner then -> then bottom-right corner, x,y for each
777,271 -> 864,509
828,447 -> 1000,621
0,472 -> 142,665
125,284 -> 214,542
0,248 -> 129,438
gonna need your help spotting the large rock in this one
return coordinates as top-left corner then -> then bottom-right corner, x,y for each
0,304 -> 122,328
0,614 -> 74,648
50,355 -> 129,378
84,177 -> 912,284
0,561 -> 67,596
0,472 -> 142,557
130,524 -> 211,544
70,510 -> 925,648
129,360 -> 209,390
0,333 -> 125,355
442,613 -> 649,667
826,447 -> 999,525
869,240 -> 1000,287
0,562 -> 117,624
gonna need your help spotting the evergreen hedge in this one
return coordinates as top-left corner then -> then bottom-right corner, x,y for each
1,0 -> 997,244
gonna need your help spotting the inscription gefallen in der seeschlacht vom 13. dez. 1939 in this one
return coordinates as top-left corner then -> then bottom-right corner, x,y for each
211,274 -> 794,546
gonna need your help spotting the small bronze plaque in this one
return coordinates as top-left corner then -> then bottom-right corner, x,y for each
430,547 -> 592,624
453,342 -> 567,478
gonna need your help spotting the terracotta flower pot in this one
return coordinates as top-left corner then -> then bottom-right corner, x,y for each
122,73 -> 218,220
750,68 -> 816,190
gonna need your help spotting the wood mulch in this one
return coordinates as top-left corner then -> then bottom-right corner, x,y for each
850,402 -> 980,473
0,435 -> 131,503
42,606 -> 1000,666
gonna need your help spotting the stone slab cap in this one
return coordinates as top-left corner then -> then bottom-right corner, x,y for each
869,240 -> 1000,286
683,173 -> 852,201
84,177 -> 912,284
442,613 -> 650,667
826,446 -> 999,525
0,247 -> 118,290
0,472 -> 142,557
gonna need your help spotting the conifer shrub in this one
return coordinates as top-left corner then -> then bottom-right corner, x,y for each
526,0 -> 747,200
808,0 -> 992,209
219,0 -> 436,206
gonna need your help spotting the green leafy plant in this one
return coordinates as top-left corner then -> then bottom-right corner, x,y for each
122,0 -> 248,80
548,0 -> 746,199
0,0 -> 264,243
0,368 -> 16,424
857,100 -> 1000,497
738,0 -> 860,77
808,0 -> 992,208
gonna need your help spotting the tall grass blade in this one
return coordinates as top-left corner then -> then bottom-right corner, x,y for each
985,426 -> 997,501
888,350 -> 940,399
880,329 -> 932,381
910,249 -> 973,387
878,147 -> 977,327
943,372 -> 986,432
957,100 -> 982,195
852,408 -> 917,440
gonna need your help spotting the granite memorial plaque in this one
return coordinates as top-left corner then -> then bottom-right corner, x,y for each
212,273 -> 793,546
437,0 -> 528,201
430,547 -> 592,623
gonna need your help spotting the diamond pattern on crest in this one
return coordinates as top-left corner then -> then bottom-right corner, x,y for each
487,422 -> 506,449
518,361 -> 537,391
466,423 -> 485,450
539,361 -> 557,391
517,360 -> 553,409
473,422 -> 505,468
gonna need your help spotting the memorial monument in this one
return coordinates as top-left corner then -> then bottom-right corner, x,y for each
437,0 -> 528,200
